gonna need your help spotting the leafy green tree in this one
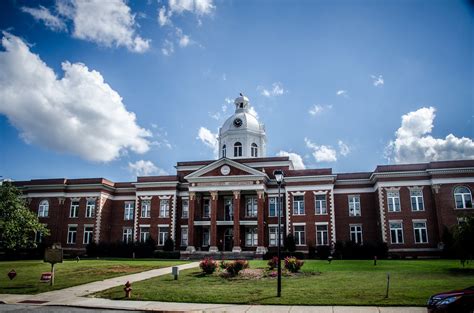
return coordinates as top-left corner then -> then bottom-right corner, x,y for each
453,215 -> 474,267
0,181 -> 49,250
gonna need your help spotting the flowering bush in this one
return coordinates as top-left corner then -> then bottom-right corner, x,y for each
223,260 -> 249,276
284,256 -> 304,273
267,256 -> 279,270
219,260 -> 229,270
199,257 -> 218,274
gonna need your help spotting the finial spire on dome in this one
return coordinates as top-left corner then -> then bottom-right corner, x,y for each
234,93 -> 249,112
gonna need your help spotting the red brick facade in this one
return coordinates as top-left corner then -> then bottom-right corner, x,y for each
15,158 -> 474,257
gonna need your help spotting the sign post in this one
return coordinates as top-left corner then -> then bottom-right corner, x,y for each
44,244 -> 63,286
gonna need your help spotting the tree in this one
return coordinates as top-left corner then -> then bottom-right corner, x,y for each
284,234 -> 296,252
0,181 -> 49,250
453,215 -> 474,267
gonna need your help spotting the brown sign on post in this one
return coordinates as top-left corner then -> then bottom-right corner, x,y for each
44,247 -> 63,264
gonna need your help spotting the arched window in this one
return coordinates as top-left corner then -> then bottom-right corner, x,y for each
234,142 -> 242,157
38,199 -> 49,217
454,186 -> 472,209
222,144 -> 226,158
251,143 -> 258,157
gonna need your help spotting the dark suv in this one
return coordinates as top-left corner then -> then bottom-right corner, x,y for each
427,286 -> 474,313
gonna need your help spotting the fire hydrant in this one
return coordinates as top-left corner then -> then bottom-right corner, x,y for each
124,281 -> 132,298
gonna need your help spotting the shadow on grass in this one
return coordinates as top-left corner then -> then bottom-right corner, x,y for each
447,268 -> 474,275
1,285 -> 36,290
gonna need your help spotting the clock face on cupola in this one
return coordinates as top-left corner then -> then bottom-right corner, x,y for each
217,93 -> 267,159
233,118 -> 243,128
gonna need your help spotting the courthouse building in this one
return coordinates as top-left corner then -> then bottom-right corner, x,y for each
14,95 -> 474,257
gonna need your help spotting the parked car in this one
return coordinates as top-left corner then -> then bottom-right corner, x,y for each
427,286 -> 474,313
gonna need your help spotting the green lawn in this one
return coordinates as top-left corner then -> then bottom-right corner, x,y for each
0,258 -> 188,294
96,259 -> 474,306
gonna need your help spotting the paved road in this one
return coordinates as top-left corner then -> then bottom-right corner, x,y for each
0,304 -> 146,313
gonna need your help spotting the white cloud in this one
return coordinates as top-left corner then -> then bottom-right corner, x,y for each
258,82 -> 286,98
308,104 -> 332,116
338,140 -> 350,156
336,90 -> 348,97
161,39 -> 174,56
21,5 -> 67,31
277,151 -> 306,170
22,0 -> 150,53
158,6 -> 172,26
385,107 -> 474,163
305,138 -> 337,162
169,0 -> 215,16
128,160 -> 168,177
176,27 -> 190,47
371,74 -> 384,87
0,32 -> 151,162
209,112 -> 221,120
197,126 -> 218,157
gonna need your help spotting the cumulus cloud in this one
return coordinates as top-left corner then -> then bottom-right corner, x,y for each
0,32 -> 151,162
21,5 -> 67,31
338,140 -> 350,156
305,138 -> 337,162
21,0 -> 150,53
197,127 -> 218,157
168,0 -> 215,16
158,6 -> 172,26
258,82 -> 286,98
128,160 -> 168,177
308,104 -> 332,116
176,27 -> 190,47
161,39 -> 174,56
248,106 -> 259,119
277,151 -> 306,170
371,74 -> 384,87
336,90 -> 348,97
385,107 -> 474,163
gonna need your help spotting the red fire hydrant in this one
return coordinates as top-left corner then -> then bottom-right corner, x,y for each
124,281 -> 132,298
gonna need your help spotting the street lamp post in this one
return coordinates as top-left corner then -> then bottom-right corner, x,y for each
273,169 -> 284,297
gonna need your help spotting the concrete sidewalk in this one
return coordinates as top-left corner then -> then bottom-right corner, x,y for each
0,262 -> 427,313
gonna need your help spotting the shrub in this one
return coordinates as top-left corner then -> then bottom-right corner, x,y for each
263,251 -> 305,260
163,237 -> 175,252
333,240 -> 388,259
199,257 -> 218,274
284,234 -> 296,252
284,256 -> 304,273
316,245 -> 331,260
267,256 -> 279,270
224,260 -> 249,276
153,250 -> 180,259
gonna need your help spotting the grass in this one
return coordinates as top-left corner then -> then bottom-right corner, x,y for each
96,259 -> 474,306
0,258 -> 188,294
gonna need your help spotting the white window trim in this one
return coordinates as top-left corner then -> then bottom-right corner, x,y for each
349,223 -> 363,244
315,223 -> 329,246
348,195 -> 361,216
293,225 -> 306,246
314,194 -> 328,215
413,221 -> 428,244
454,186 -> 473,209
389,220 -> 404,244
83,225 -> 94,245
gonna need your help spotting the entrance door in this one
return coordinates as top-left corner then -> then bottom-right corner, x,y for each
223,228 -> 234,251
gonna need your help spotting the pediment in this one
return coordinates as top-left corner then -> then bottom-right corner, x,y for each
184,158 -> 267,181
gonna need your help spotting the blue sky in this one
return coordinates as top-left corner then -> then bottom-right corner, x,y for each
0,0 -> 473,182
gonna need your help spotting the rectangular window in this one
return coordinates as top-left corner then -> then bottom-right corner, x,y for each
140,227 -> 150,243
124,202 -> 134,220
35,231 -> 43,243
203,198 -> 211,218
348,195 -> 361,216
413,221 -> 428,243
224,198 -> 233,221
67,225 -> 77,244
293,195 -> 305,215
182,199 -> 189,218
83,226 -> 94,244
70,201 -> 79,218
141,200 -> 151,218
315,195 -> 327,215
410,190 -> 424,211
268,226 -> 284,246
158,227 -> 169,246
159,199 -> 170,218
181,227 -> 188,246
269,197 -> 283,217
202,228 -> 210,246
122,228 -> 133,243
387,191 -> 401,212
38,201 -> 49,217
246,197 -> 258,217
316,224 -> 329,246
85,199 -> 95,218
350,225 -> 363,244
245,227 -> 258,247
389,222 -> 404,244
294,225 -> 306,245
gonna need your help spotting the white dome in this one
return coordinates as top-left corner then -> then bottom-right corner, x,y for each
221,112 -> 262,134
